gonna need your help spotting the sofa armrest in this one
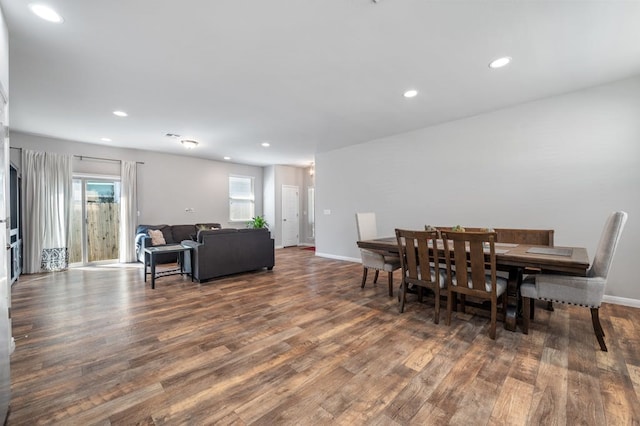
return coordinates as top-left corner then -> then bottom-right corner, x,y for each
135,234 -> 151,262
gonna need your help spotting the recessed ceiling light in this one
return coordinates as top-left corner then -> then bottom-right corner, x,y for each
403,89 -> 418,98
261,142 -> 270,147
165,133 -> 181,138
100,137 -> 112,142
489,56 -> 512,69
181,139 -> 199,149
28,3 -> 64,23
223,156 -> 231,160
113,110 -> 128,117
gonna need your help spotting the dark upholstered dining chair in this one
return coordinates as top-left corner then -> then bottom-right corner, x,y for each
521,211 -> 628,351
356,212 -> 400,297
441,230 -> 508,340
395,229 -> 447,323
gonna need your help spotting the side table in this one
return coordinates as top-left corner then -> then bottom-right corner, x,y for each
144,244 -> 193,289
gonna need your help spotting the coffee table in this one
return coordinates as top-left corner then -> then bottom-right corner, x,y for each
144,244 -> 193,289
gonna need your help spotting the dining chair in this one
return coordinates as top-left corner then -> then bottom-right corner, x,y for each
521,211 -> 628,351
356,212 -> 400,297
441,230 -> 508,340
495,228 -> 556,311
395,229 -> 447,323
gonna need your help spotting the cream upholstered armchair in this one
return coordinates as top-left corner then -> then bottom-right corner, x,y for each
356,212 -> 400,297
521,211 -> 628,351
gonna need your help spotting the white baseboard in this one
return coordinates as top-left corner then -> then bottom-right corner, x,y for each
315,252 -> 361,263
603,295 -> 640,308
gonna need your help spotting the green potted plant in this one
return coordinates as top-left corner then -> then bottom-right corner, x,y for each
247,215 -> 269,229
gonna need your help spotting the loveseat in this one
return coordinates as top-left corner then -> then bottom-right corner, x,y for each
135,223 -> 221,264
181,228 -> 274,282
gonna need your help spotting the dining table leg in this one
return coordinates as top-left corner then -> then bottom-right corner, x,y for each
504,267 -> 523,331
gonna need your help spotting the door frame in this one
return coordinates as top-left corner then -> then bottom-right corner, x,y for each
71,174 -> 121,266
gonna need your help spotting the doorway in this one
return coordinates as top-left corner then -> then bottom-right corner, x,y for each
0,85 -> 11,421
70,177 -> 121,265
281,185 -> 299,247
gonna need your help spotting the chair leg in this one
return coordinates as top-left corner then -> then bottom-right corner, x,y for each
373,270 -> 380,284
460,294 -> 466,314
387,272 -> 393,297
399,281 -> 406,313
434,288 -> 440,325
489,299 -> 497,340
446,290 -> 453,326
522,296 -> 530,334
361,267 -> 368,288
590,308 -> 608,352
530,299 -> 535,320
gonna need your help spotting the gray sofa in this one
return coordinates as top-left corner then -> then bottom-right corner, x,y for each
181,228 -> 275,282
135,223 -> 221,264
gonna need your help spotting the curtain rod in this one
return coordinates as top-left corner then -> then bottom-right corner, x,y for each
75,155 -> 144,165
9,147 -> 144,165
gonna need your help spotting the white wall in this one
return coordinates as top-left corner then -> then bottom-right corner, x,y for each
0,6 -> 8,98
300,166 -> 315,245
263,165 -> 276,239
10,132 -> 264,228
315,76 -> 640,301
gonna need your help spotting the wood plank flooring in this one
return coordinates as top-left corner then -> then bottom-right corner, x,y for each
7,247 -> 640,425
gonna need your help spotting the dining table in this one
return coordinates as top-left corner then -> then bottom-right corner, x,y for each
357,237 -> 590,331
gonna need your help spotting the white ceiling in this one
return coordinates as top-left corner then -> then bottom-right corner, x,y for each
2,0 -> 640,167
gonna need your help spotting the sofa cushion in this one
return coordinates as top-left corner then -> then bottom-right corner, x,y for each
196,223 -> 222,231
171,225 -> 197,243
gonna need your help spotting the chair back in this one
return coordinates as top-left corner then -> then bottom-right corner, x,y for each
588,211 -> 628,279
356,212 -> 378,241
441,231 -> 498,294
395,229 -> 440,289
437,226 -> 553,246
494,228 -> 554,246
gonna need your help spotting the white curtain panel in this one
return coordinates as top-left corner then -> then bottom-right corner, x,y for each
119,161 -> 138,263
22,149 -> 73,273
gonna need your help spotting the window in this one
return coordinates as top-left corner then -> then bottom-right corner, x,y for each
229,175 -> 255,221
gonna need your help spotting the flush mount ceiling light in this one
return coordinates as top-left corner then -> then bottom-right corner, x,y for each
113,110 -> 128,117
100,137 -> 112,142
489,56 -> 512,69
403,89 -> 418,98
261,142 -> 270,147
29,3 -> 64,23
181,139 -> 199,149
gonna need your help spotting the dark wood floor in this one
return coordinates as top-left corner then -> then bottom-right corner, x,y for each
7,247 -> 640,425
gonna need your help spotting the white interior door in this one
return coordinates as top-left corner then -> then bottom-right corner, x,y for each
282,185 -> 299,247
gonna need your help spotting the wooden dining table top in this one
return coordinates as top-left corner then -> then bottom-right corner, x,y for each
357,237 -> 590,276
